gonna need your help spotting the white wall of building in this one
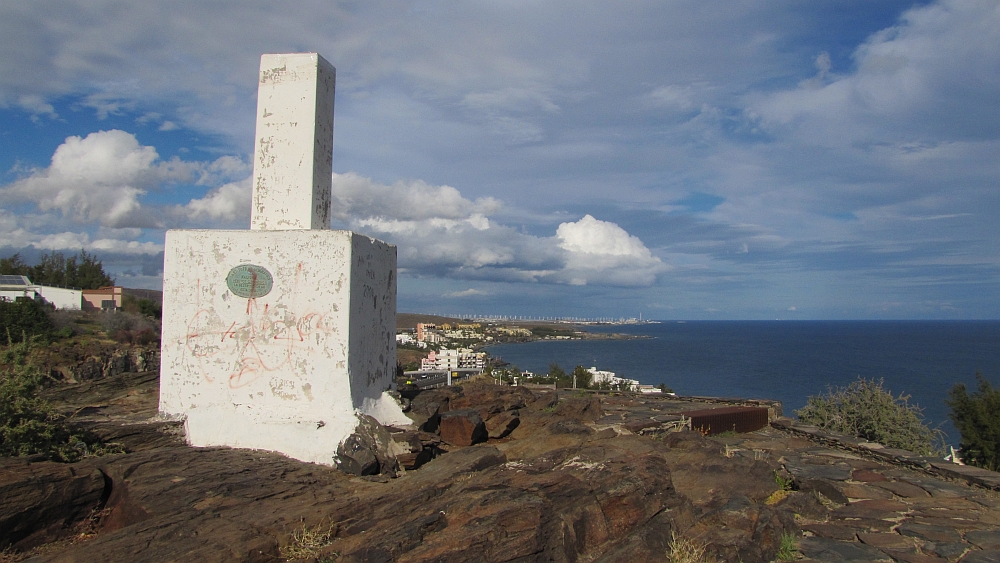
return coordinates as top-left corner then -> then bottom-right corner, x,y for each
0,286 -> 82,309
36,286 -> 82,310
0,289 -> 33,302
589,367 -> 618,385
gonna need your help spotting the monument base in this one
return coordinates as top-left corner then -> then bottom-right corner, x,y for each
159,229 -> 407,465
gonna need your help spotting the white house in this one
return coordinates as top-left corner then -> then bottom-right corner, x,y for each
0,275 -> 82,310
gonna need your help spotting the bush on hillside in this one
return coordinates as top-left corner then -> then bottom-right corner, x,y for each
99,311 -> 159,344
947,374 -> 1000,470
0,339 -> 123,461
48,309 -> 83,338
795,377 -> 944,456
0,340 -> 62,458
121,293 -> 162,319
0,298 -> 54,344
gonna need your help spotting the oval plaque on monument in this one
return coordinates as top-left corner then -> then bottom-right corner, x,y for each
226,264 -> 273,298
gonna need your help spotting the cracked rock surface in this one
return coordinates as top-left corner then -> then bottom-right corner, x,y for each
3,378 -> 1000,563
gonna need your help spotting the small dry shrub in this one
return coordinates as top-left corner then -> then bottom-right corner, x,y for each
765,489 -> 791,505
280,521 -> 336,561
667,531 -> 717,563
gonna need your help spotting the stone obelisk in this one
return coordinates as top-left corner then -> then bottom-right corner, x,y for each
158,53 -> 408,465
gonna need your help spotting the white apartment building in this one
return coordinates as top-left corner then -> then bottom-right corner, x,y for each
396,333 -> 427,348
588,366 -> 639,390
443,329 -> 484,340
420,348 -> 487,371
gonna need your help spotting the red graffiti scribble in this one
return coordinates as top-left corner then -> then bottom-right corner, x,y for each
184,300 -> 335,389
220,321 -> 237,342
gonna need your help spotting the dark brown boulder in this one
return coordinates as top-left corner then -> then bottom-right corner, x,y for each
554,395 -> 603,422
438,409 -> 488,447
389,430 -> 436,470
663,428 -> 713,450
409,386 -> 463,432
798,478 -> 849,505
777,490 -> 830,520
688,496 -> 793,563
449,382 -> 535,418
0,457 -> 108,550
485,411 -> 520,439
334,414 -> 399,477
410,387 -> 461,416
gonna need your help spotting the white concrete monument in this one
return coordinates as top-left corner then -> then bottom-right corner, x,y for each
159,53 -> 408,465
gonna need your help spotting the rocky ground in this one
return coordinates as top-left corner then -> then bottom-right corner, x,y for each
3,371 -> 1000,562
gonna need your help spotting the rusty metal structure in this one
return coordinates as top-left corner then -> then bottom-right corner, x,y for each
677,406 -> 770,435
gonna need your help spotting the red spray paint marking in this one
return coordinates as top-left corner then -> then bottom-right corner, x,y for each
220,321 -> 237,342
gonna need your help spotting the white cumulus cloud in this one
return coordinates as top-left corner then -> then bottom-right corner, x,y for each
0,209 -> 162,255
1,130 -> 158,227
753,0 -> 1000,142
555,214 -> 668,286
332,172 -> 500,222
0,130 -> 251,230
336,173 -> 666,287
183,179 -> 252,222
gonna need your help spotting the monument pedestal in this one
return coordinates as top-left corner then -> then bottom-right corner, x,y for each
159,52 -> 407,466
159,229 -> 406,464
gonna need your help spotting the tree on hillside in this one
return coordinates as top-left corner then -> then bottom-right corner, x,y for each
572,365 -> 593,389
547,363 -> 566,379
0,251 -> 113,289
0,255 -> 29,275
947,374 -> 1000,470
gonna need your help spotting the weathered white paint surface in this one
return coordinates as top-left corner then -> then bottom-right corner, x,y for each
250,53 -> 335,231
159,229 -> 405,464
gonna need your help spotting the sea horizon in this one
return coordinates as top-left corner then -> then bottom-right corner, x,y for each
486,319 -> 1000,448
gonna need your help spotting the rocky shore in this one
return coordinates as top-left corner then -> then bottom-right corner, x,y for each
3,370 -> 1000,562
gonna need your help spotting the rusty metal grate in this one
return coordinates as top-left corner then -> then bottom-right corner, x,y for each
677,406 -> 770,435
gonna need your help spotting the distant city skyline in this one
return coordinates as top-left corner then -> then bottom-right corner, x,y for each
2,0 -> 998,320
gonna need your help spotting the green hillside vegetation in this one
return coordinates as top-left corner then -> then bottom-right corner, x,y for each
530,326 -> 576,338
0,339 -> 123,461
0,298 -> 55,344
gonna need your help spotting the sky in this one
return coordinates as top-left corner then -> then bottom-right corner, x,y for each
1,0 -> 999,320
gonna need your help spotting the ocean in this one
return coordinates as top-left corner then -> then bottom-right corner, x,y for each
485,321 -> 1000,446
